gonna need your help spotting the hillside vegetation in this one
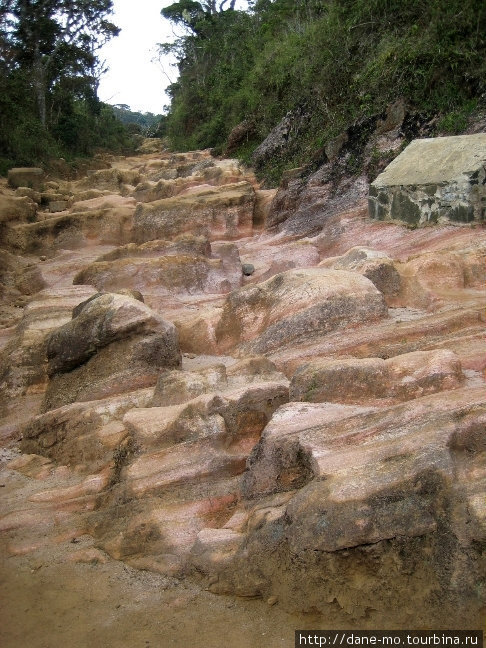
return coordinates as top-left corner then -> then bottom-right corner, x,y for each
161,0 -> 486,183
0,1 -> 131,175
110,104 -> 165,136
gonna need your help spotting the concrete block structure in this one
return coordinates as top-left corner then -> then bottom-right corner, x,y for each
369,134 -> 486,225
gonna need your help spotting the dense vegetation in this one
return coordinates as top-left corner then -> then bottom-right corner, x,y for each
110,104 -> 165,137
161,0 -> 486,181
0,0 -> 131,175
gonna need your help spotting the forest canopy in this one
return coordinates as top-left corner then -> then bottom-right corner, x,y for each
0,0 -> 129,173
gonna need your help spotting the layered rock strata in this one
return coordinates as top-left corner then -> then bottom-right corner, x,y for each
0,139 -> 485,629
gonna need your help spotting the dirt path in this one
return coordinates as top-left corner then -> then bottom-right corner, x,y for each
0,461 -> 321,648
0,542 -> 322,648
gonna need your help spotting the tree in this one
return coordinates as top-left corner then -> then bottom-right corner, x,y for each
4,0 -> 119,126
161,0 -> 238,34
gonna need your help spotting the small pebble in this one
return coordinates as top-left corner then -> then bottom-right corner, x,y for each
39,255 -> 47,261
267,595 -> 278,606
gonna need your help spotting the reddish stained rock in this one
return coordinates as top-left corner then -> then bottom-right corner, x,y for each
21,389 -> 151,471
290,349 -> 464,405
125,380 -> 289,452
196,385 -> 486,622
42,293 -> 181,411
215,267 -> 387,354
1,140 -> 486,629
133,181 -> 255,243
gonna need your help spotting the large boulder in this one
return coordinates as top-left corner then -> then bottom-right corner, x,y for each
290,350 -> 465,405
0,194 -> 37,224
196,385 -> 486,625
215,268 -> 388,354
7,167 -> 45,191
319,247 -> 402,301
43,293 -> 181,410
0,286 -> 97,401
369,134 -> 486,225
133,181 -> 255,243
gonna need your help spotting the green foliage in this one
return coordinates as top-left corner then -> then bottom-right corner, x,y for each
111,105 -> 165,136
0,1 -> 128,174
436,100 -> 479,134
161,0 -> 486,184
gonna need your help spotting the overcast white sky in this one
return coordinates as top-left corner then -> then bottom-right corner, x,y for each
97,0 -> 179,114
98,1 -> 249,115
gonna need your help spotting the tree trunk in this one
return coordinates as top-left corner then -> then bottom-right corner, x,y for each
33,43 -> 46,127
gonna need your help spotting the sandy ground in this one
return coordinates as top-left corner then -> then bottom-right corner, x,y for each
0,461 -> 324,648
0,550 -> 316,648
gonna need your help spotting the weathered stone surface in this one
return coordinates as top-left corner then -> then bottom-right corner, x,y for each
7,167 -> 45,191
215,268 -> 388,353
200,386 -> 486,623
76,168 -> 140,192
47,293 -> 170,375
0,249 -> 45,304
151,365 -> 228,407
73,255 -> 215,294
43,293 -> 181,410
14,187 -> 41,203
0,287 -> 97,400
71,189 -> 109,202
49,200 -> 70,213
319,247 -> 401,300
4,207 -> 134,252
69,194 -> 136,214
0,194 -> 37,224
151,356 -> 286,408
131,163 -> 242,204
21,390 -> 152,471
87,366 -> 289,572
126,380 -> 289,454
290,350 -> 464,404
133,182 -> 255,243
251,107 -> 310,169
72,237 -> 242,295
93,235 -> 211,262
225,120 -> 256,156
369,134 -> 486,225
1,140 -> 486,633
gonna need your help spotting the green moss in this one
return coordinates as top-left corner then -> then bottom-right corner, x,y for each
391,191 -> 421,225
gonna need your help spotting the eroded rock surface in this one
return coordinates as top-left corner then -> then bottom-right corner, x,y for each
43,292 -> 181,411
215,268 -> 387,353
1,138 -> 485,630
290,350 -> 465,405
